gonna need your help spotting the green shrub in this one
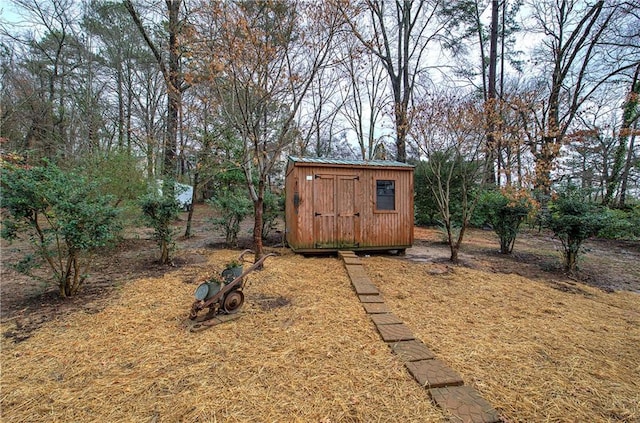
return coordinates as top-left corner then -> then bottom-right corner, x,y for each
414,157 -> 484,227
207,188 -> 252,247
628,204 -> 640,237
140,190 -> 181,265
262,190 -> 283,240
1,161 -> 121,297
80,150 -> 147,205
414,162 -> 441,225
79,150 -> 148,225
545,186 -> 606,273
478,187 -> 538,254
598,206 -> 640,240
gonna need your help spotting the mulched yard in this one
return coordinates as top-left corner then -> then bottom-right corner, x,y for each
365,256 -> 640,422
1,206 -> 639,422
1,250 -> 447,422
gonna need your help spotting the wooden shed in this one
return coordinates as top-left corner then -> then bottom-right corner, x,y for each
285,156 -> 414,253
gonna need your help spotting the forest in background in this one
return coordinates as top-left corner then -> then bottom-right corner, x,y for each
1,1 -> 639,293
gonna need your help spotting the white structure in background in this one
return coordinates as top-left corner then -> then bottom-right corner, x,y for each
156,180 -> 194,211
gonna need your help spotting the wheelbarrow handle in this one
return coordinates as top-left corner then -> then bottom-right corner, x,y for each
251,252 -> 276,268
238,249 -> 254,262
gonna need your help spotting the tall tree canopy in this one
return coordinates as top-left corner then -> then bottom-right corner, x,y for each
189,0 -> 341,259
0,0 -> 638,221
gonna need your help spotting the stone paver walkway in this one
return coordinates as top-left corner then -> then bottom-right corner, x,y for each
338,250 -> 502,423
390,340 -> 435,361
430,386 -> 501,423
375,323 -> 415,342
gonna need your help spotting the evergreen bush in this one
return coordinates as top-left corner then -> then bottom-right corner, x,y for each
478,187 -> 537,254
261,190 -> 283,240
598,206 -> 640,240
545,186 -> 606,272
1,161 -> 121,297
207,188 -> 252,247
140,190 -> 181,265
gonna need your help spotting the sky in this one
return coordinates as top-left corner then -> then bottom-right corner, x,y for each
1,2 -> 22,25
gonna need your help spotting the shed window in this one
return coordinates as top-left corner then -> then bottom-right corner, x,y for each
376,180 -> 395,210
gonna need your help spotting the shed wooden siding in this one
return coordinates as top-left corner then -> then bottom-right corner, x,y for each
285,158 -> 414,252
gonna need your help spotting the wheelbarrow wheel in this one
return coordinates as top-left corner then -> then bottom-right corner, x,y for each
223,290 -> 245,314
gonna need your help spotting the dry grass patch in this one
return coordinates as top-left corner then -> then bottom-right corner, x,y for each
1,250 -> 446,422
364,257 -> 640,423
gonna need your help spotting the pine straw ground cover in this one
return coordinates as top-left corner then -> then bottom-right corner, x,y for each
1,249 -> 447,423
364,257 -> 640,423
2,247 -> 639,422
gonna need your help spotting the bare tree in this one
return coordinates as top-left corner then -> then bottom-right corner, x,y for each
124,0 -> 190,182
339,0 -> 454,162
441,0 -> 524,185
411,91 -> 488,262
192,0 -> 340,260
130,61 -> 166,179
496,81 -> 537,187
524,0 -> 639,197
605,64 -> 640,206
338,42 -> 390,160
618,119 -> 639,207
294,59 -> 345,159
2,0 -> 84,158
83,1 -> 149,153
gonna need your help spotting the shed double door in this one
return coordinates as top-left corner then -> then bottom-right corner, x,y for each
313,174 -> 360,249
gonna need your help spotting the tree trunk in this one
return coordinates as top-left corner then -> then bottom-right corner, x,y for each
184,169 -> 198,237
395,102 -> 408,162
485,0 -> 499,185
125,0 -> 181,181
126,71 -> 133,154
604,65 -> 639,206
253,193 -> 265,264
619,122 -> 637,207
160,239 -> 170,265
449,244 -> 459,263
533,138 -> 558,199
445,222 -> 459,264
117,60 -> 125,148
565,247 -> 578,273
516,143 -> 523,187
164,0 -> 180,181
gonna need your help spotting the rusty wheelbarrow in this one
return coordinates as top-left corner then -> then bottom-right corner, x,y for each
186,250 -> 275,331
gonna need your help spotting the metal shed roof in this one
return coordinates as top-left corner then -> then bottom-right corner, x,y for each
288,156 -> 414,168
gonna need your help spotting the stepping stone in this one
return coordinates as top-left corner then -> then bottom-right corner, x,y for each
342,256 -> 361,265
359,294 -> 384,303
375,323 -> 415,342
362,302 -> 391,314
405,359 -> 463,389
338,251 -> 357,259
370,313 -> 403,325
429,386 -> 501,423
350,274 -> 374,285
351,280 -> 379,295
345,265 -> 369,279
390,340 -> 435,362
